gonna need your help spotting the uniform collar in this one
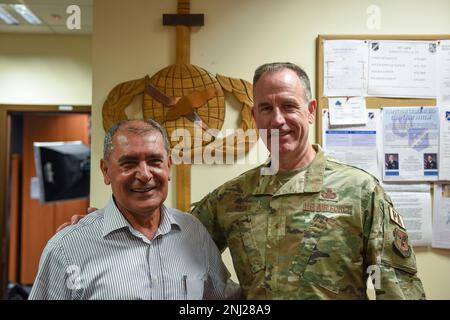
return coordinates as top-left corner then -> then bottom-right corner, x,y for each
102,197 -> 180,238
252,144 -> 326,196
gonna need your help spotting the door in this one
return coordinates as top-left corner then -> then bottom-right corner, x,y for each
20,113 -> 90,284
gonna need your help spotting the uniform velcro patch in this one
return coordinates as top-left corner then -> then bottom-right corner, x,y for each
393,227 -> 412,258
389,206 -> 406,229
303,202 -> 352,214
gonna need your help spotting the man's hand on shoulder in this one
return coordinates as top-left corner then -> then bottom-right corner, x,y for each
55,207 -> 98,233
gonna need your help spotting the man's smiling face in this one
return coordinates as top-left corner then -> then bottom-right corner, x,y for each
101,123 -> 171,217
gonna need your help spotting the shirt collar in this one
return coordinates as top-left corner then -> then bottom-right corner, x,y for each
155,205 -> 180,238
252,144 -> 326,196
102,197 -> 180,238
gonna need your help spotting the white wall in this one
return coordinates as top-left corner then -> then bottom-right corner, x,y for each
92,0 -> 450,299
0,34 -> 91,105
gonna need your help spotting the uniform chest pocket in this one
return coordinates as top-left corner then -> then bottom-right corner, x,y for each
227,215 -> 266,284
291,214 -> 363,294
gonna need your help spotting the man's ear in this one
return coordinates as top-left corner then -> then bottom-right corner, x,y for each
307,99 -> 317,124
167,156 -> 172,180
100,159 -> 111,185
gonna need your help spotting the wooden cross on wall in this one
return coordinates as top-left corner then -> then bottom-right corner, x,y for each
163,0 -> 204,212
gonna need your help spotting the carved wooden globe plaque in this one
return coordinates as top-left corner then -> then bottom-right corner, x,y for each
143,63 -> 225,149
102,64 -> 256,157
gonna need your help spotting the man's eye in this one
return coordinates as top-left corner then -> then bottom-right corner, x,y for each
284,104 -> 298,110
149,159 -> 163,165
121,162 -> 135,168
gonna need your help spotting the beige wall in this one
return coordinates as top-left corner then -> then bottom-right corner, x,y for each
0,34 -> 92,105
92,0 -> 450,298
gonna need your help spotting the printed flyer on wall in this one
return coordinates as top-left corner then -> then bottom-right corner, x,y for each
323,109 -> 381,179
433,183 -> 450,249
439,107 -> 450,180
383,183 -> 432,246
382,106 -> 439,181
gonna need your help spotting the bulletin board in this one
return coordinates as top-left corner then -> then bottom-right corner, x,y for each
315,34 -> 450,144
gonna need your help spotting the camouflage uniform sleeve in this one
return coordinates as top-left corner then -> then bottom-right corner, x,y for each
191,190 -> 228,253
363,183 -> 426,300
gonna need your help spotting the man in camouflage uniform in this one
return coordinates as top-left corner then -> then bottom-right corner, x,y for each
191,62 -> 426,299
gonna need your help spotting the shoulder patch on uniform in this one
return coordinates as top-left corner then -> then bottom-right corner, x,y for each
389,206 -> 406,229
393,227 -> 412,258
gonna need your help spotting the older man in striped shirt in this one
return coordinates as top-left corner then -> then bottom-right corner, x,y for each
29,119 -> 235,300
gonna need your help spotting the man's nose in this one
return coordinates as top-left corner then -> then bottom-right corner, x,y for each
135,162 -> 152,182
271,107 -> 286,127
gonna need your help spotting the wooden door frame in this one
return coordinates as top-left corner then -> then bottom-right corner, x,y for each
0,104 -> 91,299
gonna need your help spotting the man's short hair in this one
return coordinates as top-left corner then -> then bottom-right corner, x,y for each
253,62 -> 312,101
103,119 -> 171,159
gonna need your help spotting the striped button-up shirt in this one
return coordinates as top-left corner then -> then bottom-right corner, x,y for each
29,198 -> 231,300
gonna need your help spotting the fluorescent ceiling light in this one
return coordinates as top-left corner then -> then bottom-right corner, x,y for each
0,5 -> 19,25
10,4 -> 42,25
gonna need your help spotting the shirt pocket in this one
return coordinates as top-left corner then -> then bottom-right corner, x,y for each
166,275 -> 205,300
226,215 -> 266,286
291,214 -> 363,294
186,276 -> 206,300
239,216 -> 265,273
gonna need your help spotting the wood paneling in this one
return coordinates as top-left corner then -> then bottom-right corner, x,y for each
8,154 -> 20,283
176,164 -> 191,212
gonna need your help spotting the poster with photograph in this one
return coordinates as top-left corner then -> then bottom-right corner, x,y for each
382,106 -> 439,181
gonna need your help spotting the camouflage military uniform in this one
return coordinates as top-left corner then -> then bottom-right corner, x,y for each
191,145 -> 426,300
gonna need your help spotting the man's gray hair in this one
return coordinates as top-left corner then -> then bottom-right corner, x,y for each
253,62 -> 312,101
103,118 -> 171,159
